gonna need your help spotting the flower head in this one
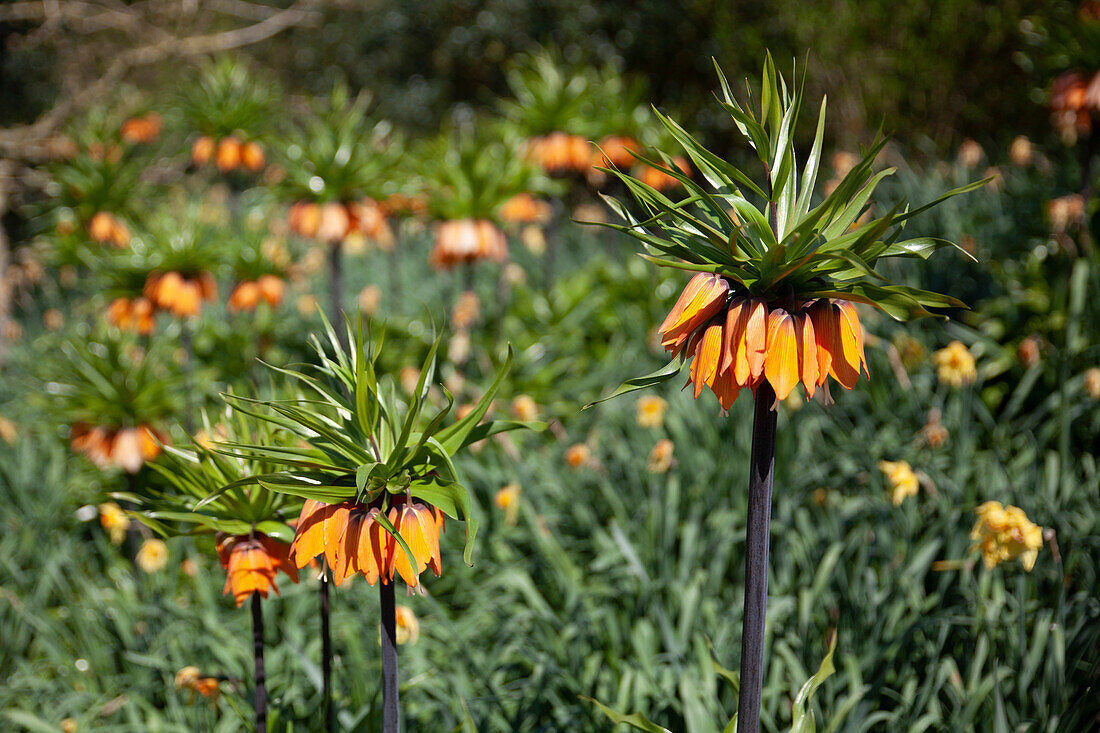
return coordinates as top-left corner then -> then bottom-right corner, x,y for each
1085,367 -> 1100,399
216,533 -> 298,606
970,501 -> 1043,571
136,538 -> 169,573
635,395 -> 668,429
933,341 -> 976,387
879,460 -> 919,506
494,483 -> 521,525
395,605 -> 420,644
99,502 -> 131,544
646,439 -> 674,473
564,443 -> 591,469
289,499 -> 444,589
430,219 -> 508,270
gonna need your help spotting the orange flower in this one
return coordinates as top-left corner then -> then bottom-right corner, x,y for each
499,193 -> 552,225
658,272 -> 730,357
348,198 -> 395,248
120,113 -> 162,144
316,202 -> 351,244
217,533 -> 298,606
87,212 -> 129,247
240,141 -> 265,172
429,219 -> 508,269
71,423 -> 166,473
144,271 -> 217,318
192,136 -> 216,166
215,136 -> 241,173
564,443 -> 591,469
288,201 -> 322,239
289,499 -> 444,589
527,132 -> 592,174
106,297 -> 156,334
661,275 -> 869,408
256,274 -> 285,307
228,281 -> 262,312
595,135 -> 641,169
636,156 -> 690,192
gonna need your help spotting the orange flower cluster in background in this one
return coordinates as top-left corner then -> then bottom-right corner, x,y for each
144,271 -> 218,318
499,193 -> 552,224
216,533 -> 298,606
1050,70 -> 1100,143
228,274 -> 286,312
87,211 -> 130,247
596,135 -> 642,168
527,131 -> 592,174
120,113 -> 162,145
287,199 -> 394,247
636,156 -> 690,193
429,219 -> 508,269
71,423 -> 166,473
289,499 -> 444,588
191,135 -> 265,173
970,501 -> 1044,571
106,296 -> 156,334
661,272 -> 868,409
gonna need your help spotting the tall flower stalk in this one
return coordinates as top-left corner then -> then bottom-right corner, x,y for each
587,55 -> 979,731
211,315 -> 540,731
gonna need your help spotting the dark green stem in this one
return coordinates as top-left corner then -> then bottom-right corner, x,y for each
380,581 -> 399,732
251,593 -> 267,733
737,381 -> 777,733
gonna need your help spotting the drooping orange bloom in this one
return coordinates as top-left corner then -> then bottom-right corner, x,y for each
239,141 -> 265,172
429,219 -> 508,269
636,156 -> 691,192
228,275 -> 285,312
595,135 -> 641,169
347,198 -> 396,249
216,533 -> 298,606
287,201 -> 322,239
526,132 -> 592,174
660,274 -> 869,408
106,296 -> 156,334
215,136 -> 242,173
192,136 -> 216,166
120,113 -> 162,144
315,202 -> 352,244
71,423 -> 166,473
87,212 -> 130,247
289,499 -> 444,589
144,271 -> 217,318
499,193 -> 552,225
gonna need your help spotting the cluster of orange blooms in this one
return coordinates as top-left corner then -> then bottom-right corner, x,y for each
216,533 -> 298,606
526,132 -> 688,193
106,296 -> 156,334
289,498 -> 444,589
379,192 -> 429,218
526,131 -> 594,174
287,199 -> 394,246
142,271 -> 218,318
191,135 -> 265,174
661,272 -> 868,409
120,113 -> 162,145
87,211 -> 131,247
429,219 -> 508,269
228,274 -> 286,312
70,423 -> 166,473
636,156 -> 691,193
499,193 -> 552,224
1050,70 -> 1100,142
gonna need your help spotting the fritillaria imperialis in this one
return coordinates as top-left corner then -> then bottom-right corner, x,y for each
587,55 -> 979,732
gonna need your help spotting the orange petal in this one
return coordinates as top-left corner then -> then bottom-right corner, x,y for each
689,320 -> 724,399
710,367 -> 740,410
794,312 -> 818,399
659,273 -> 729,355
764,309 -> 799,400
289,500 -> 333,568
835,300 -> 869,379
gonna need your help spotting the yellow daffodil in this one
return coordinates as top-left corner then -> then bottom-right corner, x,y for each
879,460 -> 919,506
970,501 -> 1043,571
636,395 -> 668,429
933,341 -> 976,387
136,538 -> 169,573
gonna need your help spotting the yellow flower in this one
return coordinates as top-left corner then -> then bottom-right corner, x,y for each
395,605 -> 420,645
932,341 -> 976,387
646,439 -> 674,473
98,502 -> 130,545
1084,367 -> 1100,399
175,666 -> 201,690
879,460 -> 919,506
510,395 -> 539,422
0,415 -> 16,445
61,719 -> 77,733
635,395 -> 668,429
494,483 -> 521,525
970,501 -> 1044,571
564,444 -> 591,469
136,538 -> 169,573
